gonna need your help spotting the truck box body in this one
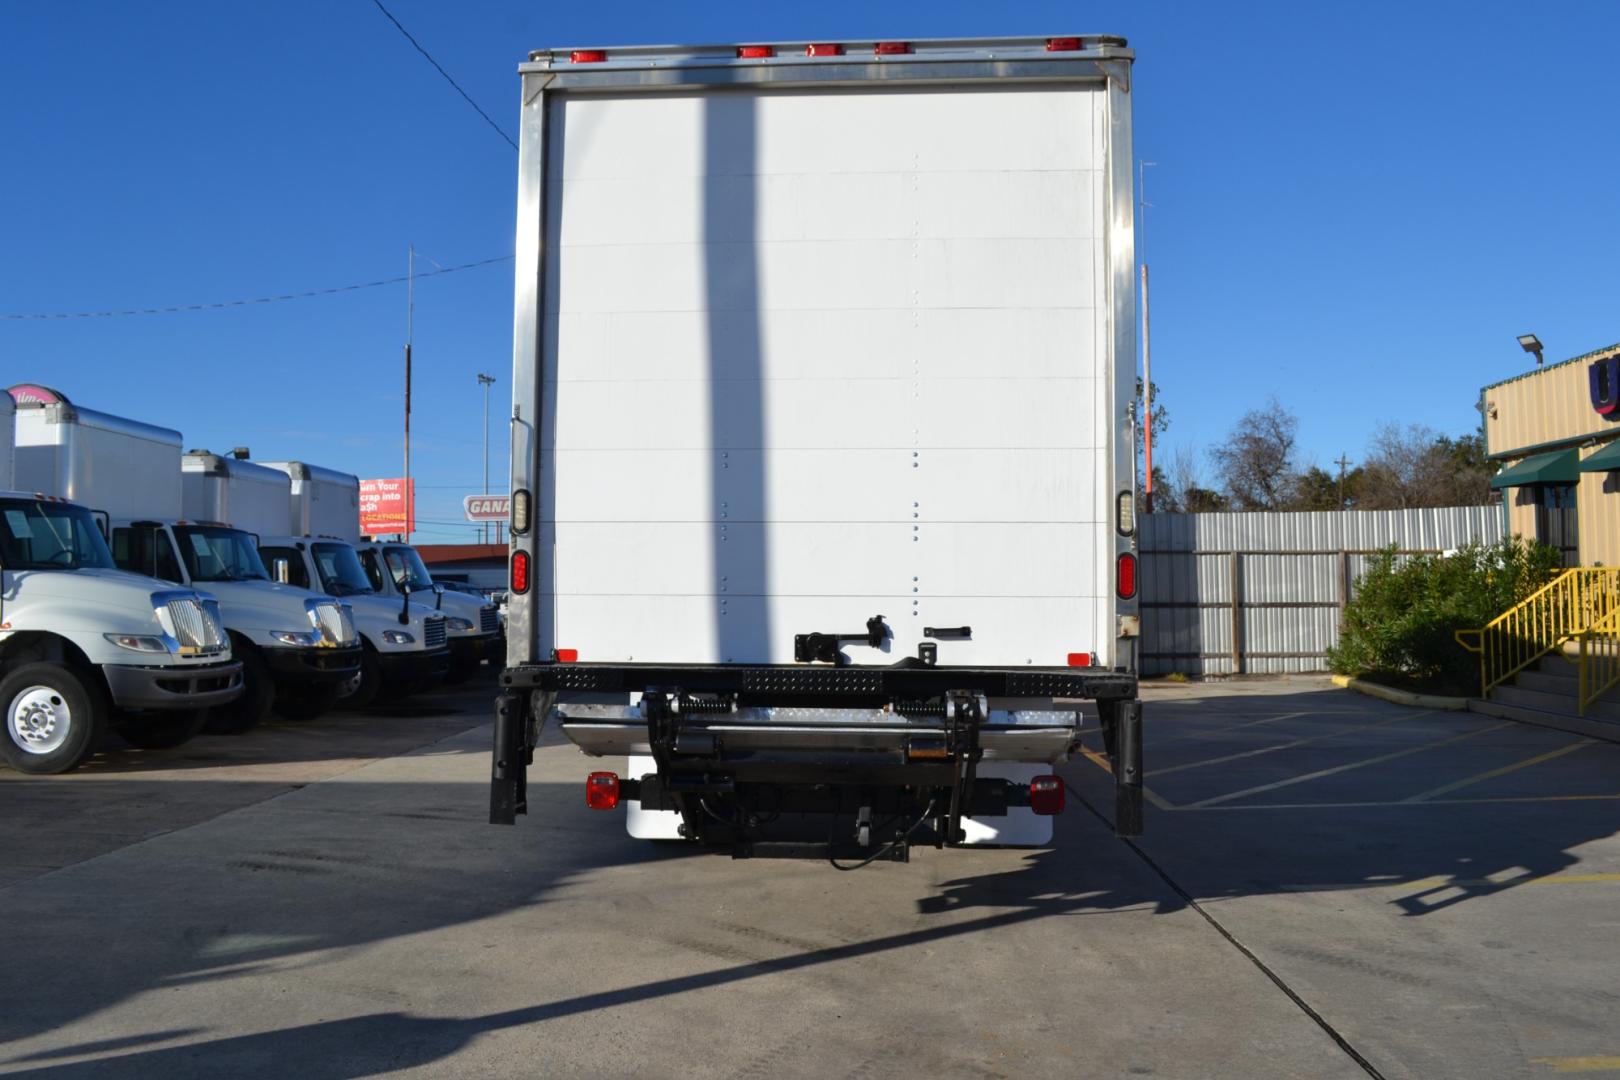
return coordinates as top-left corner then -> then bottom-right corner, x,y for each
260,461 -> 363,541
11,385 -> 182,520
514,39 -> 1138,670
181,453 -> 293,538
497,37 -> 1144,846
0,390 -> 14,489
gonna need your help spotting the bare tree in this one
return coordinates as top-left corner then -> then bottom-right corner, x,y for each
1210,399 -> 1300,510
1357,423 -> 1492,509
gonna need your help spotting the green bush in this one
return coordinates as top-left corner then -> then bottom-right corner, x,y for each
1327,538 -> 1562,695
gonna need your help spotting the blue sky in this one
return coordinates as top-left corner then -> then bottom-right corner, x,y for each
4,1 -> 1617,538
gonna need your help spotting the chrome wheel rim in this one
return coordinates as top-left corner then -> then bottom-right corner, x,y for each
8,686 -> 72,755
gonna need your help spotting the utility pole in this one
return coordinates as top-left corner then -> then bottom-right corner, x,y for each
1139,160 -> 1158,513
1335,453 -> 1352,510
403,244 -> 414,544
477,372 -> 497,544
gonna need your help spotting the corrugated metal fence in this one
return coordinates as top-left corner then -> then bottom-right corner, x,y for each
1139,508 -> 1506,675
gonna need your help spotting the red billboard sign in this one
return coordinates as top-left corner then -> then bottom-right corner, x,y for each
360,478 -> 414,535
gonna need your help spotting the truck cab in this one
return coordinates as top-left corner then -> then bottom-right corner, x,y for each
256,534 -> 449,707
357,540 -> 501,682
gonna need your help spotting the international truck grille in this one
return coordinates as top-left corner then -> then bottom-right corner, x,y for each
479,606 -> 499,634
423,616 -> 447,649
166,599 -> 228,653
313,602 -> 355,645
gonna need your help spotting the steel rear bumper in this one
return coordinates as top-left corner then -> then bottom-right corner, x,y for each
104,659 -> 244,710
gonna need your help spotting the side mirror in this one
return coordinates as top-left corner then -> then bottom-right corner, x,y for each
433,582 -> 444,610
272,558 -> 291,585
399,582 -> 411,625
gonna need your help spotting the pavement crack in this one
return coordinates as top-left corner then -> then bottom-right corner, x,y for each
1068,781 -> 1390,1080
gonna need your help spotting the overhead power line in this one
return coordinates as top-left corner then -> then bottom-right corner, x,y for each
367,0 -> 518,152
0,254 -> 512,321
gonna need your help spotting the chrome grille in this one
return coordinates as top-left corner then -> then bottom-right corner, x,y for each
423,616 -> 446,648
479,606 -> 498,634
166,599 -> 228,653
312,602 -> 356,646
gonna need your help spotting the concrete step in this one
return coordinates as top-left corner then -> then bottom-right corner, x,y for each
1469,698 -> 1620,744
1516,669 -> 1580,696
1492,684 -> 1620,724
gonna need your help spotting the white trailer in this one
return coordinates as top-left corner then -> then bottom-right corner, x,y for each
493,36 -> 1144,857
252,461 -> 451,707
2,385 -> 242,772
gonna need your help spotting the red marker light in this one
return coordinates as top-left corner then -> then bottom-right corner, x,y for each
1067,652 -> 1096,668
1045,37 -> 1083,52
805,43 -> 843,57
737,45 -> 774,58
570,49 -> 607,63
510,550 -> 530,594
554,648 -> 578,663
874,41 -> 911,55
586,772 -> 621,810
1030,775 -> 1065,815
1117,553 -> 1138,599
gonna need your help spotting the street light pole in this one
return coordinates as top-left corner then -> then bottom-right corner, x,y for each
477,373 -> 497,544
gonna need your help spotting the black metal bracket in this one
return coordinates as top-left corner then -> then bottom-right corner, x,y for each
943,692 -> 985,845
794,614 -> 888,665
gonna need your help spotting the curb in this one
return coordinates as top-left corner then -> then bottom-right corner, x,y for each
1329,674 -> 1470,711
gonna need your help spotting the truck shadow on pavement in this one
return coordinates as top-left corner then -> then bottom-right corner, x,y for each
5,687 -> 1620,1077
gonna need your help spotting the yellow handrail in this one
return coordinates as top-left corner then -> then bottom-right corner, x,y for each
1578,605 -> 1620,715
1455,568 -> 1620,699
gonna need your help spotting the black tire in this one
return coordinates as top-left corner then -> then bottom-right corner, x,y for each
116,709 -> 207,750
205,643 -> 273,734
0,662 -> 108,775
338,642 -> 383,710
273,682 -> 344,722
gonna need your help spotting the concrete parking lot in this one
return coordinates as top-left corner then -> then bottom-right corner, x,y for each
2,676 -> 1618,1079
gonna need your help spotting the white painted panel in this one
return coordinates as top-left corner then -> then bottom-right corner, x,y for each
541,83 -> 1111,666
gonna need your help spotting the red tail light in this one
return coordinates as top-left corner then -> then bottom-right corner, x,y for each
510,550 -> 530,594
586,772 -> 620,810
874,41 -> 911,55
1117,553 -> 1138,599
570,50 -> 606,63
805,43 -> 843,57
1067,652 -> 1097,668
1030,776 -> 1065,815
737,45 -> 773,58
1045,37 -> 1083,52
553,648 -> 578,663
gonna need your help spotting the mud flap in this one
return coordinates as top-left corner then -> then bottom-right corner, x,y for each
490,690 -> 528,825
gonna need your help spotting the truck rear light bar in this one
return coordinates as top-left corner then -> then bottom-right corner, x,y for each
553,647 -> 578,662
1045,37 -> 1084,51
1067,652 -> 1097,668
736,45 -> 773,58
570,49 -> 607,63
1029,775 -> 1065,815
510,550 -> 530,594
874,41 -> 911,55
510,489 -> 531,535
804,43 -> 843,57
1117,552 -> 1138,599
1117,489 -> 1136,535
585,771 -> 620,810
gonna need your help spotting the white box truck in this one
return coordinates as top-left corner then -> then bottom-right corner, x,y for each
10,387 -> 362,736
492,36 -> 1145,858
2,385 -> 242,771
251,461 -> 451,707
258,461 -> 501,684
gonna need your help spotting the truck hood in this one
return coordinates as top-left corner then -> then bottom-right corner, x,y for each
4,566 -> 192,618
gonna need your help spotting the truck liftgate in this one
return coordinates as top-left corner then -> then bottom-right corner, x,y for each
490,662 -> 1144,852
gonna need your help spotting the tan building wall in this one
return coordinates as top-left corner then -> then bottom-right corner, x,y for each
1487,343 -> 1620,567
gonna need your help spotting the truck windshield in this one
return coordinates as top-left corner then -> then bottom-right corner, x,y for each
383,544 -> 436,591
0,498 -> 116,571
310,542 -> 374,597
173,526 -> 269,583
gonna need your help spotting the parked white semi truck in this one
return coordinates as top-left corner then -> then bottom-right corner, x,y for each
3,385 -> 241,772
9,386 -> 361,737
491,36 -> 1145,859
248,461 -> 450,707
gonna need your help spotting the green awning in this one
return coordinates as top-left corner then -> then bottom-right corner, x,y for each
1490,448 -> 1579,488
1579,439 -> 1620,473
